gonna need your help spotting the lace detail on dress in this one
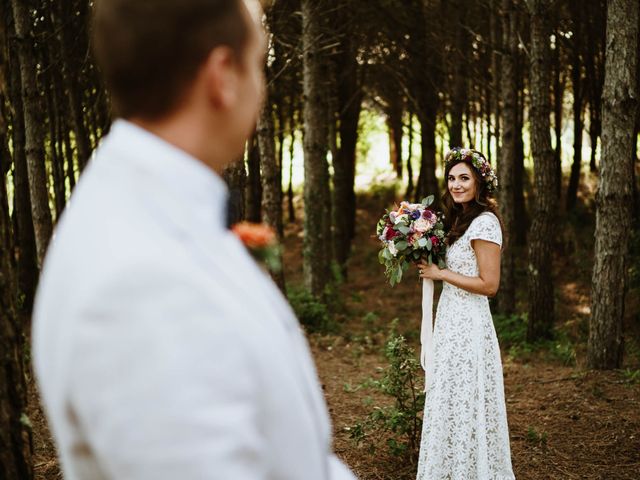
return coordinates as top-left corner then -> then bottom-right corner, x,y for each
416,211 -> 514,480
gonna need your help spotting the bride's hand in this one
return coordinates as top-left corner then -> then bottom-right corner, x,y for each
417,260 -> 445,281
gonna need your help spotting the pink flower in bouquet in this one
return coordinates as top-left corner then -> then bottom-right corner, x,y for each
413,217 -> 434,233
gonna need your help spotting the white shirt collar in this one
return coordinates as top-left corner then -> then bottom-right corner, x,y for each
105,119 -> 229,230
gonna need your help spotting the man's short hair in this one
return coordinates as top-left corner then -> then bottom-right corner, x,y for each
92,0 -> 249,119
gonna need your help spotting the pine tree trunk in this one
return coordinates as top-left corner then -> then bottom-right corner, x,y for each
496,0 -> 517,315
257,99 -> 285,290
406,112 -> 415,199
302,0 -> 332,297
388,110 -> 403,178
566,3 -> 584,211
490,0 -> 502,162
552,28 -> 564,201
448,2 -> 466,148
10,0 -> 53,268
246,135 -> 262,223
223,158 -> 246,227
7,30 -> 38,319
332,27 -> 361,274
416,106 -> 440,201
588,0 -> 638,369
526,0 -> 556,341
41,43 -> 65,218
0,20 -> 33,478
514,20 -> 529,246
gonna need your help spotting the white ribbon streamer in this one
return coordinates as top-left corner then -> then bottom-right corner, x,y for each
420,278 -> 435,392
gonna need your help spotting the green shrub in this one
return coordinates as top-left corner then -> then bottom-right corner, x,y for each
349,322 -> 425,463
286,287 -> 333,333
494,313 -> 576,366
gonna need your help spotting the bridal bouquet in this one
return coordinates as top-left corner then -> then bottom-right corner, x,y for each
232,222 -> 282,272
376,195 -> 447,286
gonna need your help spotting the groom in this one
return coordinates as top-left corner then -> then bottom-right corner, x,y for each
32,0 -> 355,478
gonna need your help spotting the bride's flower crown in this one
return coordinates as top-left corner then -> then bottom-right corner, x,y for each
445,147 -> 498,193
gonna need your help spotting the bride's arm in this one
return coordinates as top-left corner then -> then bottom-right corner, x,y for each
418,239 -> 501,297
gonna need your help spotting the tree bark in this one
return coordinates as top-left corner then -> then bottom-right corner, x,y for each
6,21 -> 38,320
588,0 -> 638,369
416,105 -> 440,202
552,27 -> 564,201
223,157 -> 247,227
10,0 -> 53,268
406,112 -> 415,199
301,0 -> 332,297
332,24 -> 361,275
496,0 -> 517,315
0,18 -> 33,478
566,1 -> 585,211
246,134 -> 262,223
490,0 -> 502,162
257,98 -> 285,290
448,0 -> 466,148
526,0 -> 556,341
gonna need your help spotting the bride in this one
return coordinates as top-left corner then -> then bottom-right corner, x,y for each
416,148 -> 515,479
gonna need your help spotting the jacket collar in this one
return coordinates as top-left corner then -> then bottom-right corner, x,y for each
102,119 -> 229,232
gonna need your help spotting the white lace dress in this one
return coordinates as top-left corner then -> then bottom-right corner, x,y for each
416,212 -> 515,479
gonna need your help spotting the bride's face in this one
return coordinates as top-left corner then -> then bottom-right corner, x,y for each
448,162 -> 477,205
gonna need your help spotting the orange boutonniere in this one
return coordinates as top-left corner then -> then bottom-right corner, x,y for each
231,222 -> 282,272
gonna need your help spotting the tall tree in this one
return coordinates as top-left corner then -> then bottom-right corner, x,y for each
246,135 -> 262,223
526,0 -> 557,340
588,0 -> 639,369
257,98 -> 285,289
6,13 -> 38,320
566,0 -> 585,211
0,16 -> 33,479
332,2 -> 362,273
301,0 -> 332,297
414,0 -> 442,201
496,0 -> 518,315
447,0 -> 467,148
223,159 -> 247,227
10,0 -> 53,267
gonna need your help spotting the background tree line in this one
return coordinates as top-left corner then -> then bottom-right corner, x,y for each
0,0 -> 638,477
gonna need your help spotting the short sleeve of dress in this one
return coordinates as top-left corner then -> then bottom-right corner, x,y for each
468,212 -> 502,248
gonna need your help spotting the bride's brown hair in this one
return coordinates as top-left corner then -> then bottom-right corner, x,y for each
441,150 -> 505,247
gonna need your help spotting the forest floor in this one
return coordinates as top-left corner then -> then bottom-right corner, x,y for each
29,185 -> 640,480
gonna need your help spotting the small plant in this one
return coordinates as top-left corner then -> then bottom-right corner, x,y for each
493,313 -> 528,348
526,426 -> 548,446
363,311 -> 380,331
349,322 -> 425,463
621,368 -> 640,385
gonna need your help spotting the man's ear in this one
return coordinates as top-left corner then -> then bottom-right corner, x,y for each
203,47 -> 239,109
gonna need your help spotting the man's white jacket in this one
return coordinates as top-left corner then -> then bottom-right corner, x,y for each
32,120 -> 356,480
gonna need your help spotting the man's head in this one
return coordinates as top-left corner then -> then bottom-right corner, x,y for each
93,0 -> 266,167
94,0 -> 249,119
